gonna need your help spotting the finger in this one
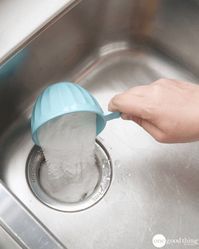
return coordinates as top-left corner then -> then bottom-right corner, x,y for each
139,119 -> 166,142
121,114 -> 143,125
121,113 -> 133,120
121,112 -> 167,142
109,85 -> 150,111
108,93 -> 150,120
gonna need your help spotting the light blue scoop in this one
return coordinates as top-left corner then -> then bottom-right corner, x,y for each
31,82 -> 120,145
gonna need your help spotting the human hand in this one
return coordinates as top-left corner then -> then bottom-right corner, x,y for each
108,79 -> 199,143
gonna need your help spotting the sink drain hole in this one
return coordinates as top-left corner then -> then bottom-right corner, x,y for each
26,140 -> 112,212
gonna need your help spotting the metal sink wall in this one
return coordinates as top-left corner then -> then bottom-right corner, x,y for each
0,0 -> 199,248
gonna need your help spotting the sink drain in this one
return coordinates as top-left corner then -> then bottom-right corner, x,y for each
26,140 -> 112,212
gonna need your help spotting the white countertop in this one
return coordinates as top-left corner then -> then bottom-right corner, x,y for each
0,0 -> 76,64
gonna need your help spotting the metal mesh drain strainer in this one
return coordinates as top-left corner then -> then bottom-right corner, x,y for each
26,140 -> 112,212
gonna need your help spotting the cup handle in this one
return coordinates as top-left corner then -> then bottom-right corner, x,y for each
104,112 -> 120,122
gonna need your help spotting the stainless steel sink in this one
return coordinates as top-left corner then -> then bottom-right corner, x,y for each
1,0 -> 199,248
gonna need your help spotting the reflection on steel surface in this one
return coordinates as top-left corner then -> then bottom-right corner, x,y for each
0,181 -> 66,249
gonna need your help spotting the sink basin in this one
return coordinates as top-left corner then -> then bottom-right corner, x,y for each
1,0 -> 199,248
0,226 -> 22,249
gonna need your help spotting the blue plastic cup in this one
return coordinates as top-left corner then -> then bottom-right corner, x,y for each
31,82 -> 120,145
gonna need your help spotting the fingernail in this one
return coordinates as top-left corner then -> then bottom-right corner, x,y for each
121,113 -> 128,120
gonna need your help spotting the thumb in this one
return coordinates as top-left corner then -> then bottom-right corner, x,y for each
122,113 -> 164,142
137,118 -> 165,142
108,93 -> 149,120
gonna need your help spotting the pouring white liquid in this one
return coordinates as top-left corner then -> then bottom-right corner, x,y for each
38,112 -> 99,203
